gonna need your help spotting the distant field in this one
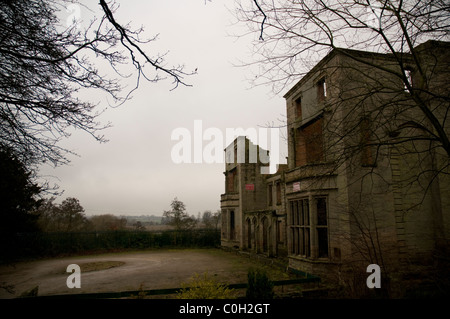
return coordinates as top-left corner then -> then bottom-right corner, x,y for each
121,215 -> 163,225
143,224 -> 175,231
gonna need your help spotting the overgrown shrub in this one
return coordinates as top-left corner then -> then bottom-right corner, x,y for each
246,268 -> 274,299
176,272 -> 236,299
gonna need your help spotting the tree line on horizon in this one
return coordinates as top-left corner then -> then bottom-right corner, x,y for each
1,151 -> 220,234
35,195 -> 220,233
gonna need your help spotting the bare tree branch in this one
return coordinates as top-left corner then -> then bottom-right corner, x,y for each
253,0 -> 267,40
0,0 -> 196,168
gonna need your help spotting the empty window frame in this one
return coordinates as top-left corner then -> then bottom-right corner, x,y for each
277,220 -> 284,244
276,182 -> 282,205
295,97 -> 302,119
289,197 -> 329,259
289,198 -> 310,257
317,77 -> 327,101
229,210 -> 235,240
268,184 -> 273,206
315,197 -> 329,258
404,68 -> 414,93
221,210 -> 227,238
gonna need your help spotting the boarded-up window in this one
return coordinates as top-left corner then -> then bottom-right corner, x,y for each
295,117 -> 324,166
305,118 -> 324,163
226,169 -> 237,193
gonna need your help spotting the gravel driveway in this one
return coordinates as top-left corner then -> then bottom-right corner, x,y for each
0,248 -> 278,299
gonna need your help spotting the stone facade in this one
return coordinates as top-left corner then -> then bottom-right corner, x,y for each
220,40 -> 450,295
220,136 -> 288,257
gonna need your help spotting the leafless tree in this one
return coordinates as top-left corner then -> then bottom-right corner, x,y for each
0,0 -> 195,168
235,1 -> 449,88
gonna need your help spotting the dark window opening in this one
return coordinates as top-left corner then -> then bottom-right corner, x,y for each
230,211 -> 235,240
277,220 -> 284,244
316,198 -> 328,258
276,182 -> 281,205
317,78 -> 326,101
316,198 -> 327,226
317,228 -> 329,258
268,184 -> 273,206
404,68 -> 414,92
247,219 -> 252,249
295,97 -> 302,119
290,199 -> 310,257
262,218 -> 268,252
289,197 -> 329,259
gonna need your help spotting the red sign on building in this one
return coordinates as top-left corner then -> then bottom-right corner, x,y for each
245,184 -> 255,191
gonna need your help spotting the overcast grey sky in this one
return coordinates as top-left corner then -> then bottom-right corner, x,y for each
38,0 -> 288,216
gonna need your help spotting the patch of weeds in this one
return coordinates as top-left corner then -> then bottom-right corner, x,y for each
176,272 -> 237,299
131,283 -> 147,299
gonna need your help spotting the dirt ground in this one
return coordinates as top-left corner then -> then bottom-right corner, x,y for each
0,248 -> 291,299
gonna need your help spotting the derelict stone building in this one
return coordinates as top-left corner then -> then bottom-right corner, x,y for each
220,136 -> 288,257
220,40 -> 450,296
